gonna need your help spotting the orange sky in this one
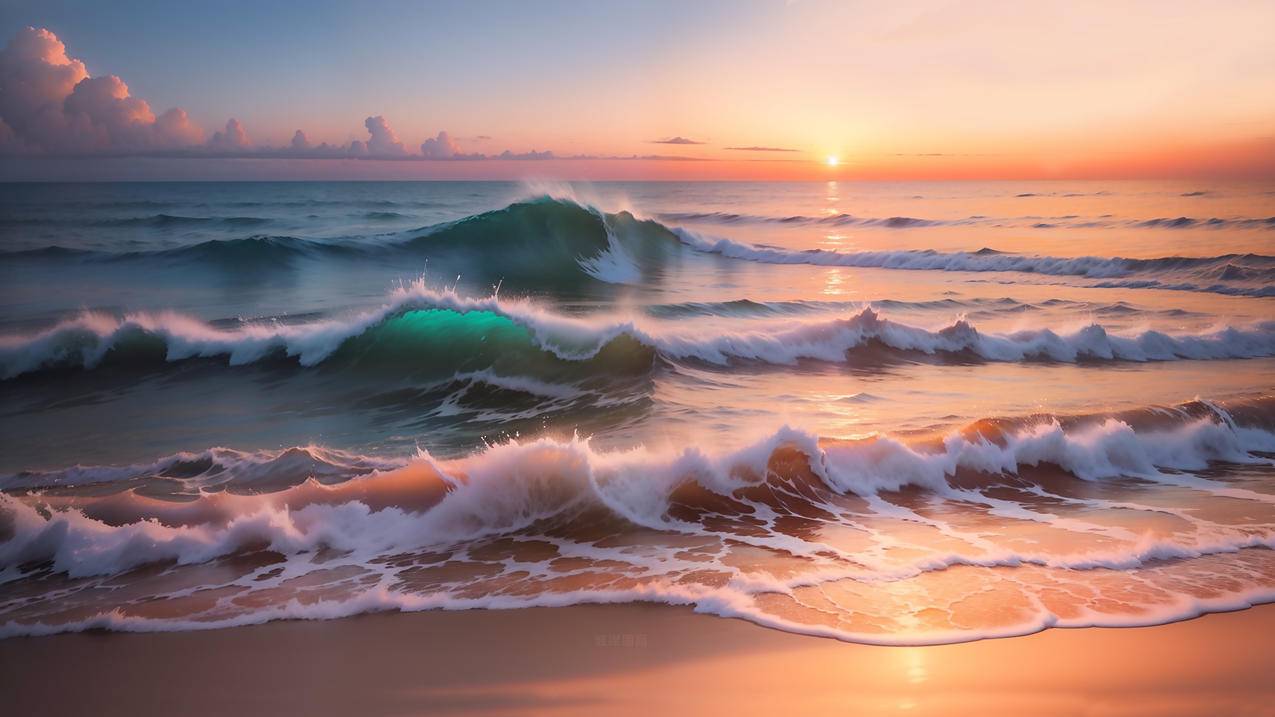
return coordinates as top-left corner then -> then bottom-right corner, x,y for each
2,0 -> 1274,180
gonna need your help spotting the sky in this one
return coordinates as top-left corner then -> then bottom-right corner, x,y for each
1,0 -> 1273,180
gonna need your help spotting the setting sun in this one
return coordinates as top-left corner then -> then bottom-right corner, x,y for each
3,3 -> 1275,716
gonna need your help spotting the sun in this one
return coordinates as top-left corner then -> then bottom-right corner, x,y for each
825,155 -> 839,167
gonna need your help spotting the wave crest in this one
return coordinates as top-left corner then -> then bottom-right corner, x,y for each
3,280 -> 1274,380
3,398 -> 1274,642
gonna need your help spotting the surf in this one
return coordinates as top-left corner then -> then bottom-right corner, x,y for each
3,396 -> 1274,643
671,227 -> 1275,297
4,276 -> 1274,380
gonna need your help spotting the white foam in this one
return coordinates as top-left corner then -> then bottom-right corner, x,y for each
4,279 -> 1273,379
671,227 -> 1275,297
5,408 -> 1272,579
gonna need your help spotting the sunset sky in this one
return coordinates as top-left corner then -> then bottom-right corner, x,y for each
2,0 -> 1273,180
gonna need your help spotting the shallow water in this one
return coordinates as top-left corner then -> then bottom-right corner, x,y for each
1,179 -> 1273,643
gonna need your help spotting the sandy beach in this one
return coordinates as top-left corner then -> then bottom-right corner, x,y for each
4,604 -> 1274,716
4,5 -> 1274,717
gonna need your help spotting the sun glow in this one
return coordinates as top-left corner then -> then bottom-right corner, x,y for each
826,156 -> 839,167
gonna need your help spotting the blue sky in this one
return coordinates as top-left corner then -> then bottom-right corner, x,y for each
0,0 -> 754,148
2,0 -> 1272,179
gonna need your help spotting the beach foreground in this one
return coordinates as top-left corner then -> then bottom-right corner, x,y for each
3,604 -> 1274,716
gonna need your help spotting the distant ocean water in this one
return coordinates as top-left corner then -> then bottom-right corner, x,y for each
2,179 -> 1274,643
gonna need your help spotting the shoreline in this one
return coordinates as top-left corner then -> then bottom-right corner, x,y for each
4,603 -> 1275,716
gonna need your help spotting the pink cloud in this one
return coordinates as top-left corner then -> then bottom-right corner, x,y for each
0,27 -> 658,165
0,26 -> 204,153
420,130 -> 460,159
363,115 -> 406,156
208,118 -> 251,151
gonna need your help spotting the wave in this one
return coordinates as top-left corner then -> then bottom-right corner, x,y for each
94,213 -> 273,228
658,210 -> 1275,232
142,235 -> 366,265
2,197 -> 684,292
363,210 -> 411,221
1,445 -> 400,493
3,280 -> 1274,380
641,296 -> 1200,320
5,398 -> 1272,572
672,229 -> 1275,297
657,211 -> 947,228
8,395 -> 1271,497
1,203 -> 440,228
7,196 -> 1274,298
2,397 -> 1274,641
396,196 -> 682,286
0,280 -> 657,381
641,310 -> 1275,366
3,234 -> 362,265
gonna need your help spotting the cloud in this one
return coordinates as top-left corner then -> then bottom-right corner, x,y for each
420,130 -> 459,158
651,136 -> 704,145
0,26 -> 204,153
208,118 -> 250,151
276,129 -> 353,158
419,130 -> 488,160
499,149 -> 555,160
0,28 -> 718,164
724,146 -> 799,152
363,115 -> 406,156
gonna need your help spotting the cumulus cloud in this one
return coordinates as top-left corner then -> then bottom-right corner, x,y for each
0,26 -> 203,153
363,115 -> 406,156
278,128 -> 351,158
0,27 -> 709,164
419,130 -> 488,160
208,118 -> 250,151
420,130 -> 460,158
152,108 -> 203,146
651,136 -> 704,145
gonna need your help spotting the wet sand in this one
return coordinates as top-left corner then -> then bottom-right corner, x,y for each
3,603 -> 1275,716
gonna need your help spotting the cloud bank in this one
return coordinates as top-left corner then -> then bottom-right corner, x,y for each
0,26 -> 679,163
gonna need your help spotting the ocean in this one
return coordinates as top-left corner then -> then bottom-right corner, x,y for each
1,179 -> 1273,643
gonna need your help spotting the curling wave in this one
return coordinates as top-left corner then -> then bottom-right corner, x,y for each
9,197 -> 1274,297
3,278 -> 1274,380
2,397 -> 1274,642
3,197 -> 684,291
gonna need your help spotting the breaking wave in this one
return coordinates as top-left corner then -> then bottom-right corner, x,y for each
7,197 -> 1274,297
3,280 -> 1274,380
672,228 -> 1275,297
3,197 -> 683,291
659,209 -> 1275,232
2,397 -> 1274,641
